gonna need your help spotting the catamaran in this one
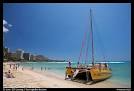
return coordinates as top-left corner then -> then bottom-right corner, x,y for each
65,9 -> 112,84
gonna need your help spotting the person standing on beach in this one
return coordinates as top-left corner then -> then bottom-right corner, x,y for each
13,64 -> 15,70
68,60 -> 71,67
41,67 -> 43,71
9,64 -> 11,69
18,63 -> 20,68
31,67 -> 34,70
16,66 -> 17,70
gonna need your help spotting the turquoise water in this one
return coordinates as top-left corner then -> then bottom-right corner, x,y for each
20,61 -> 131,86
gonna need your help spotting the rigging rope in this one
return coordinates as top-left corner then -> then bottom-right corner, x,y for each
78,29 -> 88,67
85,30 -> 90,65
92,13 -> 106,62
78,9 -> 106,67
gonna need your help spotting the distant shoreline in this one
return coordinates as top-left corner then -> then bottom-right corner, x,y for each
3,59 -> 66,63
3,60 -> 130,62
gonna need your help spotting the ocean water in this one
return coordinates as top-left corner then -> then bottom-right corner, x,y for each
20,61 -> 131,87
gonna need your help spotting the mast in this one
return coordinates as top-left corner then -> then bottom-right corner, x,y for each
90,9 -> 95,66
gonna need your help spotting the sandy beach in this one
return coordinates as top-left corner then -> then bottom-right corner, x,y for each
3,62 -> 131,88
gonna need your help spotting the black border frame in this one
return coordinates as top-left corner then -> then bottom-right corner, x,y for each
1,2 -> 133,91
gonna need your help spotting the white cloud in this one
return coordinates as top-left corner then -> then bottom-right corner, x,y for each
3,20 -> 7,25
3,19 -> 12,32
3,26 -> 9,32
8,24 -> 12,27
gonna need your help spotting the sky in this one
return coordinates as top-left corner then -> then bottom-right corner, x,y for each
3,3 -> 131,61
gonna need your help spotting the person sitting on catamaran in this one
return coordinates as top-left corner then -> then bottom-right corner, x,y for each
77,61 -> 80,68
99,63 -> 101,71
65,60 -> 74,80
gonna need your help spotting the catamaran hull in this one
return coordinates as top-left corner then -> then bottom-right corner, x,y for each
89,68 -> 112,82
65,66 -> 112,84
72,68 -> 112,83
